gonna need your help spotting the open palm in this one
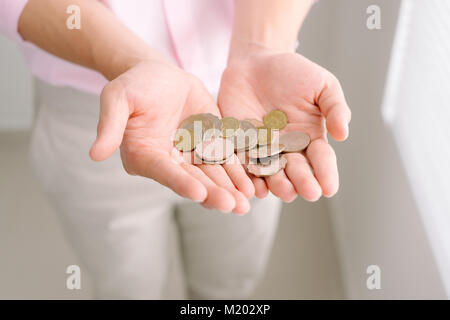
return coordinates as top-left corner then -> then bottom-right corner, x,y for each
90,60 -> 253,214
218,50 -> 351,202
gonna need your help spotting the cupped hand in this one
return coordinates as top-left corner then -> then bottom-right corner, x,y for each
89,60 -> 254,214
218,48 -> 351,202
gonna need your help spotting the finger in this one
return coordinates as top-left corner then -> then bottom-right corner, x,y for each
243,164 -> 269,198
317,73 -> 351,141
198,163 -> 250,215
251,176 -> 269,199
181,163 -> 236,213
306,139 -> 339,197
265,168 -> 298,203
284,153 -> 322,202
134,151 -> 208,203
222,154 -> 255,199
90,81 -> 131,161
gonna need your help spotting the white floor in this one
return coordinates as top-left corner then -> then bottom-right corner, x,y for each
0,131 -> 344,299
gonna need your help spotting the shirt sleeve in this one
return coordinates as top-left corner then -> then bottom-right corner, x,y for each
0,0 -> 29,42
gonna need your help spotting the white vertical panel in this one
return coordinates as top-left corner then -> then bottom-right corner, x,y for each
326,0 -> 445,299
382,0 -> 450,295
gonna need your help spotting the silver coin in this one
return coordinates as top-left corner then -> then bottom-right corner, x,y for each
247,144 -> 285,159
203,127 -> 222,141
180,113 -> 221,133
234,130 -> 258,152
202,113 -> 222,132
247,155 -> 287,177
244,118 -> 264,128
200,158 -> 228,165
239,120 -> 256,132
279,131 -> 311,152
258,155 -> 278,166
179,114 -> 203,130
234,120 -> 258,152
194,137 -> 235,162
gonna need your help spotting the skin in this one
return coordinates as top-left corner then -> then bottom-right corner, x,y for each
18,0 -> 351,213
18,0 -> 253,214
220,0 -> 351,202
99,60 -> 253,214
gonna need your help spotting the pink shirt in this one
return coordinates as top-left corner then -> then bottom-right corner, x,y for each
0,0 -> 234,95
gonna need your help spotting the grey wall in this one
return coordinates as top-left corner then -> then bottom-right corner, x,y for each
0,35 -> 33,129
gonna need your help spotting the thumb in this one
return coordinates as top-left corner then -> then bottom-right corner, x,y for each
89,81 -> 130,161
317,73 -> 351,141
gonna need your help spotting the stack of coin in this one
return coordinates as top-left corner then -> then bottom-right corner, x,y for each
247,143 -> 286,177
173,110 -> 311,177
247,155 -> 288,177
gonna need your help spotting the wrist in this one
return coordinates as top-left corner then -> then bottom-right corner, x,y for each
227,22 -> 299,64
228,39 -> 292,65
229,0 -> 313,65
94,42 -> 170,81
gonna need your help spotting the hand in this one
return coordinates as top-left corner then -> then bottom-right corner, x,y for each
218,48 -> 351,202
89,60 -> 254,214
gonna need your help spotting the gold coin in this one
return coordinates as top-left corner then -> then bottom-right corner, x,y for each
263,110 -> 288,130
221,117 -> 240,137
257,126 -> 275,146
174,128 -> 200,152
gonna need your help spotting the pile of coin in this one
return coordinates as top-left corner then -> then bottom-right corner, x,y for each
173,110 -> 311,177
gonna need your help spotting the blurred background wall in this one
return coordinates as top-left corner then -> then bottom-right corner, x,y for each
0,0 -> 447,299
304,0 -> 446,299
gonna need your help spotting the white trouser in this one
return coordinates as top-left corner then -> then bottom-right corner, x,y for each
29,79 -> 282,299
